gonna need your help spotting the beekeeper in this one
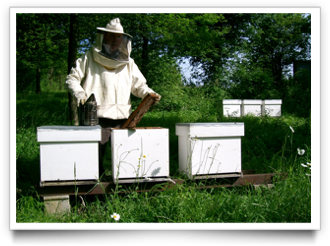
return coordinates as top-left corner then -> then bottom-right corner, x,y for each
65,18 -> 161,175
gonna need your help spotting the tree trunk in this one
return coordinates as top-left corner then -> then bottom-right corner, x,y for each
67,13 -> 79,125
36,67 -> 41,94
49,67 -> 54,89
141,34 -> 149,81
59,74 -> 62,91
272,53 -> 283,90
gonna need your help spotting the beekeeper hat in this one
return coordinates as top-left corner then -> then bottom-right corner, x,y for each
97,18 -> 132,38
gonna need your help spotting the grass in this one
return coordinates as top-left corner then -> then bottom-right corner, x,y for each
15,91 -> 311,223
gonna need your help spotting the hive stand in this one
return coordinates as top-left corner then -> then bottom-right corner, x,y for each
37,171 -> 287,214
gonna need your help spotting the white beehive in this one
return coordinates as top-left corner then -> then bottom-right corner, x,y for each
175,123 -> 244,179
37,125 -> 101,182
242,99 -> 262,116
262,99 -> 282,117
222,99 -> 242,117
111,127 -> 169,181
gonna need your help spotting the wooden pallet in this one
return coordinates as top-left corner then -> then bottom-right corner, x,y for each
36,171 -> 287,197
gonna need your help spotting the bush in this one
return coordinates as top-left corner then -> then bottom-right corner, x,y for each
229,66 -> 281,100
142,55 -> 185,111
282,68 -> 311,118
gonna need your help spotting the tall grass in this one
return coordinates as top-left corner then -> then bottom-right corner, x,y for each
15,92 -> 311,223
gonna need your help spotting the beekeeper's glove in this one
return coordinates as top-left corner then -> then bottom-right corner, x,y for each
149,93 -> 161,105
75,91 -> 87,105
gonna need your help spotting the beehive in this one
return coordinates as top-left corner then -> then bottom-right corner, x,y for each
262,99 -> 282,117
37,125 -> 101,182
175,123 -> 244,179
111,127 -> 169,181
222,99 -> 242,117
242,99 -> 262,116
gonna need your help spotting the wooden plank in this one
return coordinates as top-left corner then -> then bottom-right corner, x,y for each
233,173 -> 276,186
116,177 -> 173,184
36,172 -> 287,197
193,173 -> 243,180
36,180 -> 180,196
40,180 -> 98,187
121,94 -> 157,129
188,173 -> 287,190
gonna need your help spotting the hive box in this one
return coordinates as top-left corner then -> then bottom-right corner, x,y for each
262,99 -> 282,117
175,123 -> 244,179
37,125 -> 101,182
111,127 -> 169,181
222,99 -> 242,117
242,99 -> 262,116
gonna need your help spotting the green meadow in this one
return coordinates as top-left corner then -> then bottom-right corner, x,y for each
16,91 -> 311,223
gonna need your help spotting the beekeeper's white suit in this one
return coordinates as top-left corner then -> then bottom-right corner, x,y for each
65,18 -> 160,175
65,18 -> 159,120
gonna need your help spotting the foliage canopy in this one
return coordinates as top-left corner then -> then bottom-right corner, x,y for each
16,13 -> 311,117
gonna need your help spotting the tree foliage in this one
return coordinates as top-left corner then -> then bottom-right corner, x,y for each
228,13 -> 311,103
245,13 -> 310,83
16,14 -> 70,93
15,13 -> 311,117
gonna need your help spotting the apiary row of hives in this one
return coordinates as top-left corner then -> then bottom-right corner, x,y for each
37,122 -> 245,183
37,95 -> 283,185
222,99 -> 282,117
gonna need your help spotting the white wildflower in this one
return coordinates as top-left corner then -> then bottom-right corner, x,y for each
111,213 -> 120,221
301,163 -> 308,168
297,148 -> 305,156
307,162 -> 311,166
290,126 -> 295,133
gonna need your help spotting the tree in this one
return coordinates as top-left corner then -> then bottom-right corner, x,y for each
16,13 -> 46,93
243,13 -> 311,89
151,13 -> 251,86
16,13 -> 70,93
227,13 -> 311,100
186,13 -> 252,86
67,13 -> 79,125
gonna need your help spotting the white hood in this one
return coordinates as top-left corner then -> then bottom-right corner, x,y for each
92,31 -> 132,69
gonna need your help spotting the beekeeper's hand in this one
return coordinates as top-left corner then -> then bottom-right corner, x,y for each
149,93 -> 161,105
75,91 -> 87,105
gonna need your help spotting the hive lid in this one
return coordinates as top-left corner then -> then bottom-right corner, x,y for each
263,99 -> 282,105
222,99 -> 242,104
37,125 -> 101,142
37,125 -> 101,131
175,122 -> 244,137
242,99 -> 262,104
176,122 -> 244,127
